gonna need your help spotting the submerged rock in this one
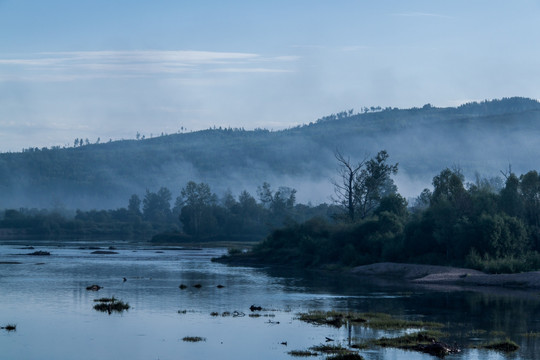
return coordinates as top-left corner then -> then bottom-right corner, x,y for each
27,251 -> 50,256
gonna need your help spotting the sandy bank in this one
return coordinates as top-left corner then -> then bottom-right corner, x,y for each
351,262 -> 540,290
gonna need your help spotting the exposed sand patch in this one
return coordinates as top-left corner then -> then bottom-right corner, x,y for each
350,262 -> 540,290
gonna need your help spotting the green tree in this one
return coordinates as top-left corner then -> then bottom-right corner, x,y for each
143,187 -> 172,223
177,181 -> 218,237
355,150 -> 398,219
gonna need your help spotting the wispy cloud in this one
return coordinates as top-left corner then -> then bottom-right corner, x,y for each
0,50 -> 296,82
391,12 -> 453,19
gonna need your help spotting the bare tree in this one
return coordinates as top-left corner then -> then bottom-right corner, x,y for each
332,150 -> 366,221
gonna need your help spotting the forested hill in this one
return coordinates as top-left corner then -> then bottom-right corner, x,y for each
1,97 -> 540,209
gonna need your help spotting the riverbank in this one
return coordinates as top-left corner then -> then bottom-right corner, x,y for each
216,253 -> 540,291
350,262 -> 540,290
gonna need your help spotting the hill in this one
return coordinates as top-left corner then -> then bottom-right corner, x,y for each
1,97 -> 540,209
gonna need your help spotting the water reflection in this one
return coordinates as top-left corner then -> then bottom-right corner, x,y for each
0,242 -> 538,359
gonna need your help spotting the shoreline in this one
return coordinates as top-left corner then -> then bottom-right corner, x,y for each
216,254 -> 540,292
350,262 -> 540,290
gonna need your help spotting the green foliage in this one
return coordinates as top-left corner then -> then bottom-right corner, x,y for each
235,163 -> 540,273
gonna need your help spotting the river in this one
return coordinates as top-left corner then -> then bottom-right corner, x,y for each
1,241 -> 539,360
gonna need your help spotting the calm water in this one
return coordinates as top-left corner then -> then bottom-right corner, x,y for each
1,241 -> 540,360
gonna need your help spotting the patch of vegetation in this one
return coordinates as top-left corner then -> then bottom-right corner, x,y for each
182,336 -> 206,342
477,339 -> 520,352
372,330 -> 443,347
287,350 -> 318,357
297,311 -> 443,330
372,331 -> 458,357
326,354 -> 364,360
1,324 -> 16,332
93,297 -> 130,314
521,332 -> 540,337
309,344 -> 353,355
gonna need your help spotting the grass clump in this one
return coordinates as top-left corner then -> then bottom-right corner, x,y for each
1,324 -> 16,332
182,336 -> 206,342
372,330 -> 443,348
521,332 -> 540,337
93,297 -> 130,314
309,344 -> 353,355
372,330 -> 459,357
326,354 -> 364,360
297,311 -> 443,330
478,339 -> 520,352
287,350 -> 318,357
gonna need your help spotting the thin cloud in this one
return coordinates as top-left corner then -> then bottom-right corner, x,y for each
0,50 -> 296,81
391,12 -> 453,19
209,68 -> 292,73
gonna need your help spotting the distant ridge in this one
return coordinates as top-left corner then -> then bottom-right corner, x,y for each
1,97 -> 540,209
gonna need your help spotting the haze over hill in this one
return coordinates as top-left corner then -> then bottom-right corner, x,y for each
1,97 -> 539,210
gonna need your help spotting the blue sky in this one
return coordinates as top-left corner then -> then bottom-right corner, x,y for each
1,0 -> 540,151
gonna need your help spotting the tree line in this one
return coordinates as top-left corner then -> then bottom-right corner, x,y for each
0,181 -> 335,242
230,151 -> 540,274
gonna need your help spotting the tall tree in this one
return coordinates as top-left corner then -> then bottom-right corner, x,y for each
355,150 -> 398,219
332,150 -> 365,221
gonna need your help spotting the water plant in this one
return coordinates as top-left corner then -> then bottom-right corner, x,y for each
93,297 -> 130,314
477,339 -> 520,352
287,350 -> 318,357
1,324 -> 16,332
326,354 -> 364,360
297,311 -> 443,330
182,336 -> 206,342
309,344 -> 354,355
372,331 -> 459,357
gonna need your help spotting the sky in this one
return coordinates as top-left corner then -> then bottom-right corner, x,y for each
1,0 -> 540,152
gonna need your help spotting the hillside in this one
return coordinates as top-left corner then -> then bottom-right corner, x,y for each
1,97 -> 540,209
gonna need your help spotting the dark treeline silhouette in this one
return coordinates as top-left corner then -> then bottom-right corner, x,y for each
0,181 -> 336,242
224,151 -> 540,274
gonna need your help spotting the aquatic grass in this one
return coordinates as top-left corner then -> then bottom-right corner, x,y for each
372,331 -> 458,357
297,311 -> 443,330
476,338 -> 520,352
326,354 -> 364,360
287,350 -> 318,357
309,344 -> 353,355
1,324 -> 16,332
371,330 -> 444,348
182,336 -> 206,342
521,331 -> 540,337
93,297 -> 130,314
